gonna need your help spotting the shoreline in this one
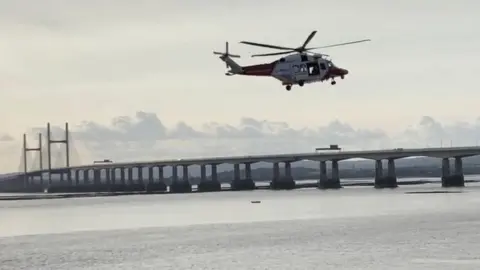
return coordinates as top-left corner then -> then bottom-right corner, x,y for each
2,179 -> 478,201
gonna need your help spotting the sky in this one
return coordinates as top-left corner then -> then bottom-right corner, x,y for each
1,1 -> 480,173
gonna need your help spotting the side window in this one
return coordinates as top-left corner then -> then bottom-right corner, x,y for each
292,64 -> 307,73
292,64 -> 299,73
320,63 -> 326,70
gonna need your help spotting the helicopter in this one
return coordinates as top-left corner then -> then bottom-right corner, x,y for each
213,31 -> 370,91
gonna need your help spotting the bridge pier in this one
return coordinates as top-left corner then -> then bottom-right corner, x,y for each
170,165 -> 192,193
198,164 -> 221,192
117,167 -> 137,192
121,166 -> 142,192
67,169 -> 72,186
374,159 -> 398,188
94,169 -> 101,186
442,157 -> 465,187
108,168 -> 121,192
146,166 -> 167,192
137,166 -> 144,186
110,168 -> 116,186
82,170 -> 89,185
118,168 -> 124,185
231,163 -> 256,191
270,161 -> 296,190
105,168 -> 111,186
127,167 -> 133,186
318,160 -> 342,189
148,167 -> 154,185
74,170 -> 80,186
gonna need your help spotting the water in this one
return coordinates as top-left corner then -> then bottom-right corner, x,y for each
1,177 -> 480,269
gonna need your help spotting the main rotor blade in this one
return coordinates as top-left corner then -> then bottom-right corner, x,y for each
240,41 -> 294,51
301,30 -> 317,49
251,51 -> 293,57
307,39 -> 371,50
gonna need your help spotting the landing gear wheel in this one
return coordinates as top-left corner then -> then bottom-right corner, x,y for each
285,85 -> 292,91
298,81 -> 304,87
331,81 -> 336,85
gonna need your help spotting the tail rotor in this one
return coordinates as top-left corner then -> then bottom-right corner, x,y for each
214,41 -> 240,68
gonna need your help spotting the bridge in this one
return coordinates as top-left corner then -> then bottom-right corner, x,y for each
1,122 -> 480,193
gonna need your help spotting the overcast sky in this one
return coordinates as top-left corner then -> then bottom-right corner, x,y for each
1,1 -> 479,172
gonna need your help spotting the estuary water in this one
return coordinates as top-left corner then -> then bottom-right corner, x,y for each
1,177 -> 480,269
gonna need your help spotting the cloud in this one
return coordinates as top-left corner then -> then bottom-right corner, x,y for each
76,111 -> 168,142
20,111 -> 480,167
0,134 -> 13,142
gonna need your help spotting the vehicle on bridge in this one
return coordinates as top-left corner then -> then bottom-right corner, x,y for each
213,30 -> 370,91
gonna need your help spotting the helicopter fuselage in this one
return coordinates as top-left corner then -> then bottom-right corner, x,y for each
223,53 -> 348,90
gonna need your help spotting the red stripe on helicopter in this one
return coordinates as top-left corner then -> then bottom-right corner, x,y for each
241,62 -> 276,76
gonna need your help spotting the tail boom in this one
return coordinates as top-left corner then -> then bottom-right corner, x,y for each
220,55 -> 243,74
240,62 -> 276,76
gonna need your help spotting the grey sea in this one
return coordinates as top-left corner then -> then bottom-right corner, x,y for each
1,176 -> 480,269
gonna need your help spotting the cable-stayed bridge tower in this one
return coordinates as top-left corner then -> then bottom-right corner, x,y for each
21,133 -> 43,187
47,122 -> 69,183
18,122 -> 82,186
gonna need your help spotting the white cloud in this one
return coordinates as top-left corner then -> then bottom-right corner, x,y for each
13,112 -> 479,167
2,0 -> 480,173
2,111 -> 480,173
0,134 -> 14,142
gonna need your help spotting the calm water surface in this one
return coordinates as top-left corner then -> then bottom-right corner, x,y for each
1,177 -> 480,269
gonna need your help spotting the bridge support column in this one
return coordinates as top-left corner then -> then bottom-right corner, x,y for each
127,168 -> 133,186
67,169 -> 72,186
119,168 -> 125,185
105,168 -> 111,187
110,168 -> 116,185
170,165 -> 192,193
82,170 -> 89,185
159,166 -> 164,183
148,167 -> 154,185
125,166 -> 142,191
171,165 -> 178,182
94,169 -> 101,186
110,168 -> 123,192
231,163 -> 255,191
74,170 -> 80,186
318,160 -> 341,189
198,164 -> 221,192
269,162 -> 280,189
442,157 -> 465,187
386,159 -> 398,187
374,159 -> 398,188
148,166 -> 167,192
145,166 -> 167,192
137,166 -> 144,186
270,162 -> 296,190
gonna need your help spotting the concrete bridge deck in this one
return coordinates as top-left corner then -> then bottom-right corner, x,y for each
31,146 -> 480,171
3,146 -> 480,193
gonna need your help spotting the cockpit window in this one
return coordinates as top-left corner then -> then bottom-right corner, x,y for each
319,63 -> 326,70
